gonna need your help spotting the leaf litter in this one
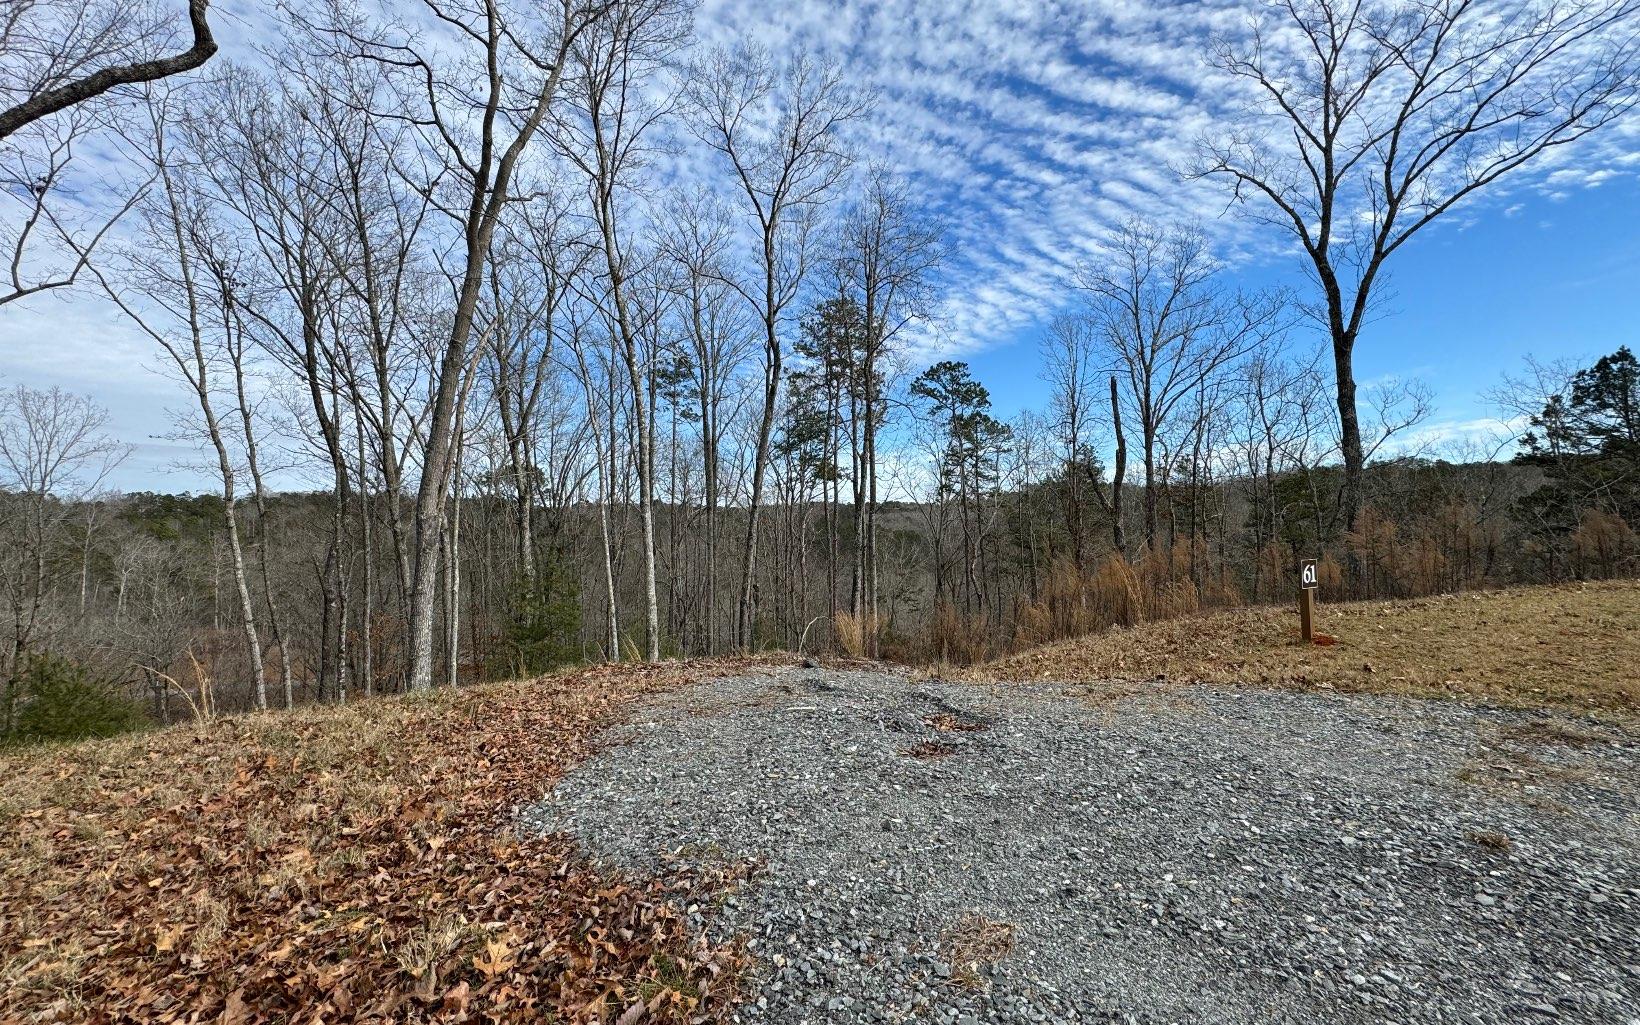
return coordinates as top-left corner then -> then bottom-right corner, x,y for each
0,657 -> 786,1024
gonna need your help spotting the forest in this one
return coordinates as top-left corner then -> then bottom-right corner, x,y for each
2,0 -> 1637,738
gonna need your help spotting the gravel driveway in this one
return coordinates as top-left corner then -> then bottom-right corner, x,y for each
523,666 -> 1640,1025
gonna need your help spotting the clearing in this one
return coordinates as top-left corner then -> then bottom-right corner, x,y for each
535,666 -> 1638,1024
3,582 -> 1637,1024
977,580 -> 1640,719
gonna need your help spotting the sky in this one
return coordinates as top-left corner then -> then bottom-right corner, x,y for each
3,0 -> 1638,493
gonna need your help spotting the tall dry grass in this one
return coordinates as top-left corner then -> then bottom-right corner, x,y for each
831,609 -> 880,659
1572,509 -> 1638,579
908,501 -> 1638,669
922,603 -> 992,667
1002,550 -> 1231,657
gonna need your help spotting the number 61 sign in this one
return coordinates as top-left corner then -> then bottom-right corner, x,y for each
1298,558 -> 1319,642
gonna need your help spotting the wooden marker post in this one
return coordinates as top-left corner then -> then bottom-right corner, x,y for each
1298,558 -> 1318,642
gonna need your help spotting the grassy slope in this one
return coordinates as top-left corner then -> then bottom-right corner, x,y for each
0,658 -> 780,1024
975,580 -> 1640,720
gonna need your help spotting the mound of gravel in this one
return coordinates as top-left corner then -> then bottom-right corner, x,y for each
521,667 -> 1640,1025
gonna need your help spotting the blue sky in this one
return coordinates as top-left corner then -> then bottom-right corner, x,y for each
967,175 -> 1640,436
3,0 -> 1637,491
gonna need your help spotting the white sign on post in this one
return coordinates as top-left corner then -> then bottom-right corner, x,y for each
1300,559 -> 1319,590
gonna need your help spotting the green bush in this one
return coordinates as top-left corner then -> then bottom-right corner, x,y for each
497,562 -> 582,678
6,653 -> 145,745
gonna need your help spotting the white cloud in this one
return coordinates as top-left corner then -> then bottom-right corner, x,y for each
1387,415 -> 1526,461
5,0 -> 1636,486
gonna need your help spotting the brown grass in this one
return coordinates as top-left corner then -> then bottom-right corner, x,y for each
938,913 -> 1016,988
0,656 -> 781,1024
972,580 -> 1640,721
927,712 -> 987,733
923,603 -> 993,666
903,740 -> 959,760
832,609 -> 878,659
1466,829 -> 1514,852
1011,555 -> 1209,651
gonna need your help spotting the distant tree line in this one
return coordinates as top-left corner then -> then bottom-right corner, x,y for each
3,335 -> 1634,735
0,0 -> 1636,738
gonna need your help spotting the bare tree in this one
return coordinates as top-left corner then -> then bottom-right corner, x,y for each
1195,0 -> 1640,529
561,306 -> 622,659
686,44 -> 865,648
1106,375 -> 1128,557
92,102 -> 269,708
836,166 -> 941,638
486,200 -> 586,588
290,46 -> 432,633
1228,343 -> 1327,596
1077,220 -> 1287,552
1041,313 -> 1099,568
191,67 -> 354,699
0,385 -> 127,732
557,0 -> 689,662
222,273 -> 295,708
317,0 -> 604,691
660,193 -> 751,654
0,0 -> 216,140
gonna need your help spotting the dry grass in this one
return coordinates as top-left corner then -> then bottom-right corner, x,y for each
938,913 -> 1016,988
927,712 -> 987,733
973,580 -> 1640,721
903,740 -> 959,760
832,610 -> 878,659
0,656 -> 782,1024
922,603 -> 993,666
1466,829 -> 1514,852
1010,555 -> 1210,652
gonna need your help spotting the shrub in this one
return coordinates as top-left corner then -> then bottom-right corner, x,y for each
922,603 -> 990,666
831,609 -> 878,658
497,563 -> 582,679
7,652 -> 145,745
1572,509 -> 1636,579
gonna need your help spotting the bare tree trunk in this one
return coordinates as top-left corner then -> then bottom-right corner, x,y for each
353,401 -> 375,698
701,372 -> 718,654
403,1 -> 578,692
1334,333 -> 1364,530
605,255 -> 660,662
228,308 -> 294,708
738,331 -> 779,649
104,150 -> 266,708
77,505 -> 98,616
446,424 -> 465,687
1142,421 -> 1158,555
570,330 -> 621,660
1110,376 -> 1127,558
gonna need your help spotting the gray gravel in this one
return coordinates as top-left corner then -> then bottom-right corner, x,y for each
522,666 -> 1640,1024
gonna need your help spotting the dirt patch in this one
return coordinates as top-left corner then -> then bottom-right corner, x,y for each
972,581 -> 1640,721
928,712 -> 987,733
903,740 -> 960,759
1495,718 -> 1620,748
939,913 -> 1016,988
